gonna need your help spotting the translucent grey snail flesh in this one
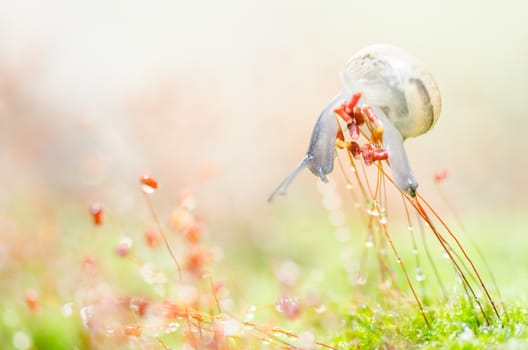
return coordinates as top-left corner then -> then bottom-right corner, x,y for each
268,44 -> 441,202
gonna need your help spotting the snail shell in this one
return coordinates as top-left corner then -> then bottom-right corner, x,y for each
268,44 -> 441,201
341,44 -> 442,139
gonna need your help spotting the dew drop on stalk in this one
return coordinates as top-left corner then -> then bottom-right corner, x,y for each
215,317 -> 241,337
165,322 -> 180,333
356,275 -> 367,286
140,174 -> 158,194
80,306 -> 93,329
314,304 -> 327,314
416,267 -> 425,281
245,305 -> 256,321
61,302 -> 73,317
380,279 -> 392,289
365,239 -> 373,248
367,201 -> 379,216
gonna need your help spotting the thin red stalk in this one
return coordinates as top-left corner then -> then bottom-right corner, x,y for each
411,198 -> 490,325
378,167 -> 491,324
143,192 -> 182,281
435,184 -> 508,319
379,222 -> 430,326
417,194 -> 501,321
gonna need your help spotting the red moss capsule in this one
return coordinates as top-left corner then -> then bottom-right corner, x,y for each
170,206 -> 194,232
348,121 -> 360,140
275,297 -> 301,320
140,174 -> 158,194
144,228 -> 160,248
434,168 -> 449,182
353,106 -> 365,125
124,325 -> 142,337
25,289 -> 39,311
129,297 -> 149,317
334,106 -> 352,124
185,248 -> 210,276
372,149 -> 389,161
336,128 -> 345,142
90,203 -> 103,226
361,144 -> 374,166
83,254 -> 96,267
348,141 -> 361,159
344,92 -> 362,114
362,105 -> 378,123
163,299 -> 184,319
184,222 -> 203,244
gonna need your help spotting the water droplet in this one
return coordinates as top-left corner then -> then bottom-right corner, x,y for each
314,304 -> 327,314
216,318 -> 241,336
459,325 -> 474,341
412,248 -> 418,255
80,306 -> 93,329
62,302 -> 73,317
356,275 -> 367,286
367,207 -> 379,217
365,239 -> 373,248
396,257 -> 402,264
12,331 -> 32,350
380,279 -> 392,289
345,183 -> 354,190
379,216 -> 387,225
407,225 -> 414,232
416,268 -> 425,281
442,252 -> 450,259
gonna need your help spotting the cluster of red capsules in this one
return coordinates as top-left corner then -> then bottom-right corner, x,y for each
334,92 -> 389,165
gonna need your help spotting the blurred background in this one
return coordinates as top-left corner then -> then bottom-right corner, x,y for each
1,0 -> 527,220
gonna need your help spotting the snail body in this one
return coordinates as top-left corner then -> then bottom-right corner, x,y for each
268,44 -> 441,201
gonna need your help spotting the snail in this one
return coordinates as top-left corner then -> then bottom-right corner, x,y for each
268,44 -> 441,201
